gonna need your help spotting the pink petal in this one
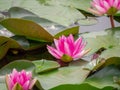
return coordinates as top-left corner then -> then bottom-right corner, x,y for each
95,4 -> 106,14
26,72 -> 32,80
73,50 -> 85,59
109,0 -> 114,6
66,34 -> 74,53
73,41 -> 87,58
54,39 -> 60,51
117,2 -> 120,9
113,0 -> 119,8
88,8 -> 103,15
103,1 -> 111,10
47,45 -> 63,59
23,81 -> 30,90
93,0 -> 100,5
67,34 -> 74,43
99,0 -> 104,7
64,41 -> 71,56
73,37 -> 82,55
58,36 -> 65,52
6,75 -> 13,90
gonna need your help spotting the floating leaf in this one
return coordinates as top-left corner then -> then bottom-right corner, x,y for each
100,46 -> 120,59
0,0 -> 90,26
0,60 -> 35,75
47,0 -> 91,12
33,59 -> 60,73
77,17 -> 98,26
8,7 -> 35,18
102,57 -> 120,67
81,28 -> 120,57
35,63 -> 90,89
84,65 -> 120,89
8,7 -> 65,32
54,26 -> 79,38
50,83 -> 114,90
0,36 -> 22,60
0,18 -> 54,42
50,83 -> 99,90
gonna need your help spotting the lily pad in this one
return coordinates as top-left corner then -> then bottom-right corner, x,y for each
0,60 -> 35,75
0,36 -> 22,60
34,63 -> 90,89
0,18 -> 54,42
50,83 -> 114,90
54,26 -> 79,38
84,65 -> 120,89
33,59 -> 60,73
81,28 -> 120,58
0,0 -> 92,26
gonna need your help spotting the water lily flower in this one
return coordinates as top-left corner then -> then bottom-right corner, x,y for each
47,34 -> 90,63
5,69 -> 36,90
89,0 -> 120,16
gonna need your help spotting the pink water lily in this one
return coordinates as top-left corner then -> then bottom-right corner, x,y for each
47,34 -> 90,63
5,69 -> 36,90
89,0 -> 120,16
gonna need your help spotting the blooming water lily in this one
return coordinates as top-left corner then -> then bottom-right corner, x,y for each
89,0 -> 120,28
89,0 -> 120,15
47,34 -> 90,63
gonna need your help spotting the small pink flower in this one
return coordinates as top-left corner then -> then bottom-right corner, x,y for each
89,0 -> 120,15
47,34 -> 90,63
5,69 -> 36,90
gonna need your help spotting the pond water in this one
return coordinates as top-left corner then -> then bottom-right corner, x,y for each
80,16 -> 120,33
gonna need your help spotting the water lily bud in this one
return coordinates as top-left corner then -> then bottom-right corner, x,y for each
5,69 -> 36,90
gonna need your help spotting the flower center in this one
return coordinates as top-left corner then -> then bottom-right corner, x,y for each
107,7 -> 118,15
61,54 -> 73,62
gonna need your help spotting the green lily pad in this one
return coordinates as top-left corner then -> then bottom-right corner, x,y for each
81,27 -> 120,58
35,64 -> 90,89
0,0 -> 92,26
54,26 -> 79,38
77,17 -> 98,26
0,18 -> 54,42
8,7 -> 35,18
0,36 -> 22,60
50,83 -> 114,90
33,59 -> 60,73
50,83 -> 99,90
84,65 -> 120,89
47,0 -> 91,12
100,46 -> 120,59
0,60 -> 35,75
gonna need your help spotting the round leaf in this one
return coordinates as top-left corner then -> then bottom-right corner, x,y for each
0,18 -> 54,42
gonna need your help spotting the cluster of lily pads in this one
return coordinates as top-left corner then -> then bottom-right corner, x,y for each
0,0 -> 120,90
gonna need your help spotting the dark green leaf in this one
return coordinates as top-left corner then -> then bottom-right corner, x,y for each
50,83 -> 99,90
0,18 -> 54,42
54,26 -> 79,38
0,36 -> 22,60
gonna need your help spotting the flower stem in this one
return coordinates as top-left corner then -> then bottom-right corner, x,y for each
109,15 -> 115,28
